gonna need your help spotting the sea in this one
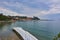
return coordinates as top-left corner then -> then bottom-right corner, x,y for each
0,20 -> 60,40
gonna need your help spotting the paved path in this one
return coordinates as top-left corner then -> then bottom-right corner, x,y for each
13,27 -> 38,40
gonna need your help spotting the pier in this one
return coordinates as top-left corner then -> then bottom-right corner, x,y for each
13,27 -> 38,40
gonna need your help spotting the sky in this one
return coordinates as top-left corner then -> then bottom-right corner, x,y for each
0,0 -> 60,17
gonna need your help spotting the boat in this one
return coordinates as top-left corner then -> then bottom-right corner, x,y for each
13,27 -> 38,40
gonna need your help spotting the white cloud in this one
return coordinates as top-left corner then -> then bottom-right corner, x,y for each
0,0 -> 60,17
34,6 -> 60,16
0,7 -> 27,16
1,2 -> 42,16
33,0 -> 60,16
2,2 -> 23,8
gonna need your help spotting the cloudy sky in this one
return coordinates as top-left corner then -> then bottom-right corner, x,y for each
0,0 -> 60,17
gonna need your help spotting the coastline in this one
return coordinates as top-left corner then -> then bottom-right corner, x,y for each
0,20 -> 16,22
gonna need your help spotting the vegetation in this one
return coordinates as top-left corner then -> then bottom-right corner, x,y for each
0,14 -> 11,21
32,16 -> 40,20
58,32 -> 60,38
0,13 -> 40,21
53,32 -> 60,40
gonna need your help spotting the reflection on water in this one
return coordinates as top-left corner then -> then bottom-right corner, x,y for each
0,22 -> 20,40
0,22 -> 11,29
0,31 -> 20,40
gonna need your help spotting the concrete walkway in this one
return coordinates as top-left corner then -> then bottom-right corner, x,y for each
13,27 -> 38,40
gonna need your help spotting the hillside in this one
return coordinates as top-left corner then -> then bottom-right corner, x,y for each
0,14 -> 11,21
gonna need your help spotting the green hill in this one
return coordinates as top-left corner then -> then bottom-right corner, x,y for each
0,14 -> 11,21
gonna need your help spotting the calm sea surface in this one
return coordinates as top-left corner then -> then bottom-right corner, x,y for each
0,21 -> 60,40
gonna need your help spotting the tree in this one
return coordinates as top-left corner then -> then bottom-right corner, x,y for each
33,16 -> 40,20
0,13 -> 11,21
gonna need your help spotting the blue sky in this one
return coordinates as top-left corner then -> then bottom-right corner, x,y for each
0,0 -> 60,17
